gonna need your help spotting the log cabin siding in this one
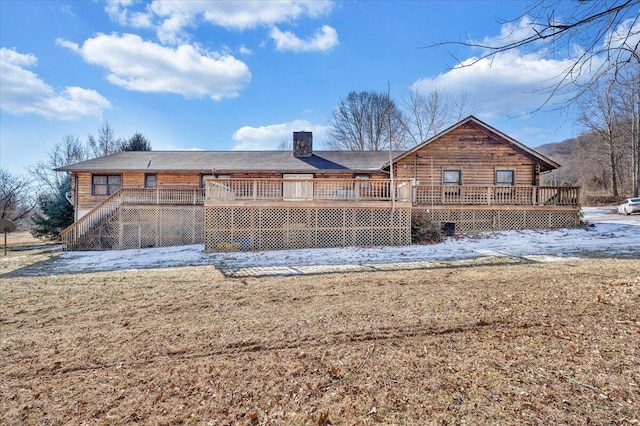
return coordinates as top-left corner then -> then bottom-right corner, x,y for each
394,123 -> 536,186
155,173 -> 202,187
76,172 -> 104,214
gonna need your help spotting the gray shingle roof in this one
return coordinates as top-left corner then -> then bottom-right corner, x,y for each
55,150 -> 403,173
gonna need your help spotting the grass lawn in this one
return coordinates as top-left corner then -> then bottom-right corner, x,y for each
1,251 -> 639,424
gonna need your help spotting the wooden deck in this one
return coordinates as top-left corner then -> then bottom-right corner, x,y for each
203,178 -> 579,207
60,182 -> 581,251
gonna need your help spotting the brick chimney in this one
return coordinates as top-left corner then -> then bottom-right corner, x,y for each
293,131 -> 312,158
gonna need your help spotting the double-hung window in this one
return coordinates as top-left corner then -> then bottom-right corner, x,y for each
145,173 -> 157,189
495,170 -> 515,186
442,170 -> 461,197
494,170 -> 516,202
443,170 -> 461,185
92,174 -> 121,195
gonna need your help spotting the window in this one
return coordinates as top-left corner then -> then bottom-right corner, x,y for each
92,175 -> 121,196
145,173 -> 157,189
355,174 -> 370,196
495,170 -> 515,186
443,170 -> 461,185
283,174 -> 314,200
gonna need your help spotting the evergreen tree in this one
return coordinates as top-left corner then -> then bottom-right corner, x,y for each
121,132 -> 152,151
31,175 -> 74,240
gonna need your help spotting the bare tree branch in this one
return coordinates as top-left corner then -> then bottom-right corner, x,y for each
432,0 -> 640,108
326,91 -> 408,151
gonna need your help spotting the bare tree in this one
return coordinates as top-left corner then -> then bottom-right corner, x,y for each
578,81 -> 627,197
277,137 -> 292,150
403,87 -> 449,146
436,0 -> 640,106
87,122 -> 122,157
617,68 -> 640,196
0,169 -> 36,226
402,87 -> 477,145
28,135 -> 87,195
326,91 -> 407,151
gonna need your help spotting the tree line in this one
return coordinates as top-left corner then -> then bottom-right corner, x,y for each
1,123 -> 151,239
542,67 -> 640,200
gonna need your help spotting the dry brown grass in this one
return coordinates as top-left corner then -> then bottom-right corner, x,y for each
1,256 -> 639,425
3,231 -> 47,248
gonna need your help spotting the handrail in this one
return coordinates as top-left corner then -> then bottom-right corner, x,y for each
60,187 -> 205,250
414,185 -> 580,207
61,183 -> 579,250
205,178 -> 413,203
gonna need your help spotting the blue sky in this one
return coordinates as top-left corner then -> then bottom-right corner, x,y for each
0,0 -> 625,176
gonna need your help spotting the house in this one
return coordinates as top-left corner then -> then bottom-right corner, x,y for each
56,116 -> 580,251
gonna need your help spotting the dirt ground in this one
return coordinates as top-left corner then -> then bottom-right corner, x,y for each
1,251 -> 639,425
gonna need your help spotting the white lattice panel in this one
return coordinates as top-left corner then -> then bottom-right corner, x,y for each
418,208 -> 580,233
73,205 -> 205,250
205,205 -> 411,252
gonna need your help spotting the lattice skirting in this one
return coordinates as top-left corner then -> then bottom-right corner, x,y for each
205,206 -> 412,252
416,208 -> 581,232
74,205 -> 204,250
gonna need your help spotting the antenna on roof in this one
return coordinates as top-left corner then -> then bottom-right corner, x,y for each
147,158 -> 151,168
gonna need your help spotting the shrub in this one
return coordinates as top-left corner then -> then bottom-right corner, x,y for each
216,242 -> 242,251
31,176 -> 74,241
411,211 -> 443,244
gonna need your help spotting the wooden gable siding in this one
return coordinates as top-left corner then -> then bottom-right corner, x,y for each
394,122 -> 536,185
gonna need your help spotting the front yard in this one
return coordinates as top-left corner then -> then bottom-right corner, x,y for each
1,257 -> 639,424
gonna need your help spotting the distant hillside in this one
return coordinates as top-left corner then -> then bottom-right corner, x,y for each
536,137 -> 578,165
535,128 -> 637,203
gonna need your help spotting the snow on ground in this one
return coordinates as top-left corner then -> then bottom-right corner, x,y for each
45,207 -> 639,277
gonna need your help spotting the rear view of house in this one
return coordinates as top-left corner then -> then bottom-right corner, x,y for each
56,116 -> 580,251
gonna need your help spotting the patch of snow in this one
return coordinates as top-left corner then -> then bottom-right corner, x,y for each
53,219 -> 638,276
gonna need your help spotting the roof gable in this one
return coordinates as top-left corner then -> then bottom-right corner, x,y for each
388,116 -> 560,172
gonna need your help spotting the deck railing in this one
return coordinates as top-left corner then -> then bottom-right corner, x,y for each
60,187 -> 204,250
205,178 -> 413,203
61,183 -> 579,250
414,185 -> 580,206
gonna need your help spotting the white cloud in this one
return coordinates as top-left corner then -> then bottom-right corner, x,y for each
105,0 -> 153,29
413,50 -> 574,117
231,120 -> 329,150
58,33 -> 251,100
437,14 -> 639,121
606,17 -> 640,54
106,0 -> 333,45
479,16 -> 546,50
0,47 -> 111,120
238,45 -> 252,56
271,25 -> 338,53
